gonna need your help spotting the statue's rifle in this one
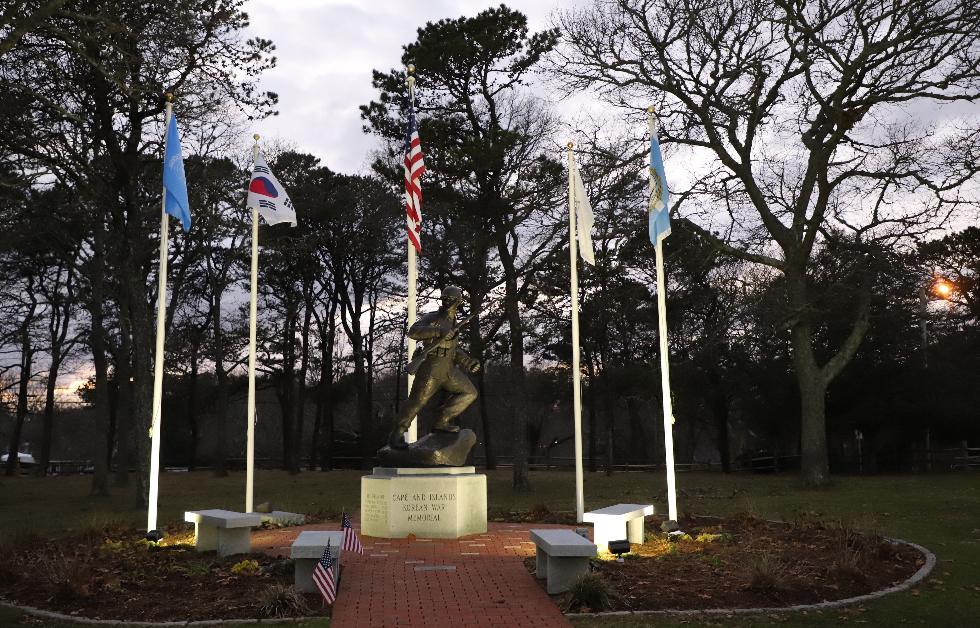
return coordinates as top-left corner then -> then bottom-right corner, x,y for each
406,313 -> 476,375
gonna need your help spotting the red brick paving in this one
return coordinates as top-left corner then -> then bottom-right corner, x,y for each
253,521 -> 572,628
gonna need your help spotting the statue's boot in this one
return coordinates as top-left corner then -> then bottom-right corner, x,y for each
387,425 -> 410,449
431,417 -> 460,433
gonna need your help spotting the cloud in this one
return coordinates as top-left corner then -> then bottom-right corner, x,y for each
243,0 -> 571,174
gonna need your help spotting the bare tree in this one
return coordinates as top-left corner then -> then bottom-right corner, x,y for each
557,0 -> 980,484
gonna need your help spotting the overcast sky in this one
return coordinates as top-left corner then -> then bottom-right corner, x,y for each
242,0 -> 582,174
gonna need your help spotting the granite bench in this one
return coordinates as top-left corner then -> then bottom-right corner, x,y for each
530,529 -> 597,594
184,509 -> 262,557
583,503 -> 654,551
291,530 -> 344,593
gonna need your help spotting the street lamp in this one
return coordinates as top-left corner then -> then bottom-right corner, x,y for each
918,275 -> 955,470
919,276 -> 956,368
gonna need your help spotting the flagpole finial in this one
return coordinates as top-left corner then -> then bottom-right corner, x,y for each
165,92 -> 174,103
253,133 -> 260,143
406,64 -> 416,90
567,141 -> 574,149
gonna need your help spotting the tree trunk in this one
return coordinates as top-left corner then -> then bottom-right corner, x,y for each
625,396 -> 647,465
708,368 -> 731,473
605,409 -> 615,476
38,264 -> 74,478
585,356 -> 598,473
113,306 -> 133,488
787,273 -> 831,486
186,344 -> 199,471
469,309 -> 495,469
279,299 -> 297,472
209,253 -> 229,478
131,293 -> 154,506
5,305 -> 36,477
313,297 -> 337,471
293,289 -> 313,475
35,345 -> 60,478
501,268 -> 529,491
90,220 -> 111,496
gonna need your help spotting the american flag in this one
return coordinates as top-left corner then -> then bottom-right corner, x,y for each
312,540 -> 337,605
403,97 -> 425,253
341,510 -> 364,554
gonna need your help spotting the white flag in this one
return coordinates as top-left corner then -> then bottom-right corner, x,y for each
247,154 -> 297,226
570,160 -> 595,265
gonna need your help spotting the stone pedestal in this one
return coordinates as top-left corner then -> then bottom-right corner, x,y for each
360,467 -> 487,539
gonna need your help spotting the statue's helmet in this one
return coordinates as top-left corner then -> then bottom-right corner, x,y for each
441,285 -> 464,308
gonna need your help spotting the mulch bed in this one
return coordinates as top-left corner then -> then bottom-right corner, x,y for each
524,513 -> 925,613
0,525 -> 326,622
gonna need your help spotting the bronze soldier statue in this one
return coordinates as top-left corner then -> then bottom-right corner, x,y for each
388,285 -> 480,449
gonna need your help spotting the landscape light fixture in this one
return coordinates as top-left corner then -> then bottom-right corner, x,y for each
608,539 -> 631,562
145,529 -> 164,543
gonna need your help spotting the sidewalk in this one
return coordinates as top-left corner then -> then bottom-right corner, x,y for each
253,521 -> 572,628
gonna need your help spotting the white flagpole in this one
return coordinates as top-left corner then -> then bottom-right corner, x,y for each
246,134 -> 260,513
567,143 -> 585,523
405,66 -> 418,444
650,107 -> 679,524
147,93 -> 174,534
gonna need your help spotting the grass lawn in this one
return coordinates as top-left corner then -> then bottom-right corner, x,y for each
1,469 -> 978,627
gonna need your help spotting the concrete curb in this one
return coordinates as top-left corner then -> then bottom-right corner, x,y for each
565,537 -> 936,618
0,599 -> 318,626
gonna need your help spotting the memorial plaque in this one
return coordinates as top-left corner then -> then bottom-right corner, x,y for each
360,467 -> 487,539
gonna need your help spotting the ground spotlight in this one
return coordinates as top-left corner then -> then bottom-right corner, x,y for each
608,538 -> 630,562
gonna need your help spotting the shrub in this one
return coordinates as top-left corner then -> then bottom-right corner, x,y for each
748,553 -> 788,591
694,532 -> 723,544
258,583 -> 310,618
568,572 -> 611,612
231,559 -> 261,576
182,561 -> 212,577
39,551 -> 95,600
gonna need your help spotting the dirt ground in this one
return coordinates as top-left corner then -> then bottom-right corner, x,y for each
0,525 -> 325,622
526,514 -> 924,613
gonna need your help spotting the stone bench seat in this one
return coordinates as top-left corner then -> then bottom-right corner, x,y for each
184,509 -> 262,557
291,531 -> 344,593
530,529 -> 597,594
583,503 -> 654,551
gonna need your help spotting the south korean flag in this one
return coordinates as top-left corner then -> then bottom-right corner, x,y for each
247,154 -> 297,226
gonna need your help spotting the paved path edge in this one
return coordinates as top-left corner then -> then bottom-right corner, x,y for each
566,537 -> 936,618
0,597 -> 318,627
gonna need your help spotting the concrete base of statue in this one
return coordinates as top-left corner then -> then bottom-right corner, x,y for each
360,466 -> 487,539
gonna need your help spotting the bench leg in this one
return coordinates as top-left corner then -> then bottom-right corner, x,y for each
195,523 -> 217,552
546,556 -> 590,594
535,549 -> 548,579
627,516 -> 645,544
294,558 -> 316,592
216,527 -> 251,557
592,520 -> 627,551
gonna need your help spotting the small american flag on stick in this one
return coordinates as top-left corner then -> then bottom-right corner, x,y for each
403,96 -> 425,253
342,510 -> 364,554
312,540 -> 337,606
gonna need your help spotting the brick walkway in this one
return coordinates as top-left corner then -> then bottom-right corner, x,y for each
253,521 -> 572,628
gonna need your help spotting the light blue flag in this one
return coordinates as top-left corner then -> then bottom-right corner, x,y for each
648,128 -> 670,245
162,112 -> 191,231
